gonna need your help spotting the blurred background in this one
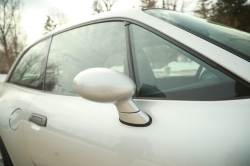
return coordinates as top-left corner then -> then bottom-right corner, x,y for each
0,0 -> 250,75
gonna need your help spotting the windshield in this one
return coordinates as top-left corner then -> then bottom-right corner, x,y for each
143,9 -> 250,62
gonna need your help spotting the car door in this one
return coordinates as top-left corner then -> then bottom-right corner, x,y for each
0,38 -> 51,166
129,23 -> 250,166
23,21 -> 132,166
23,21 -> 250,166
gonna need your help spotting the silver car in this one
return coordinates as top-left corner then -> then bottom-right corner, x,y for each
0,8 -> 250,166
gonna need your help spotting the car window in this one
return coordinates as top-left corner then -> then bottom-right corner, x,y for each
130,24 -> 250,100
143,9 -> 250,62
45,22 -> 128,94
9,38 -> 51,90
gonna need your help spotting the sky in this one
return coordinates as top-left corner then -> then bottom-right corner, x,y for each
21,0 -> 197,45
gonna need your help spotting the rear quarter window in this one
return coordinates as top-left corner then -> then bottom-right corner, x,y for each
9,38 -> 51,89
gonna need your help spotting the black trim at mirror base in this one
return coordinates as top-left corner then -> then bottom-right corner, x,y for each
119,114 -> 152,127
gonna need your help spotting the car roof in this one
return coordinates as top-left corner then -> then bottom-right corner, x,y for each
40,7 -> 145,41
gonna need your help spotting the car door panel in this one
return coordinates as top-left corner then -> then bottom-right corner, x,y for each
23,92 -> 250,166
0,83 -> 39,166
23,93 -> 126,166
0,37 -> 51,166
135,99 -> 250,166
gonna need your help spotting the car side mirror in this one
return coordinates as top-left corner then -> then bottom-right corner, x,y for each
73,68 -> 152,127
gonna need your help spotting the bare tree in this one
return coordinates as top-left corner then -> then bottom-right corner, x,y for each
92,0 -> 104,15
163,0 -> 193,12
164,0 -> 177,10
180,0 -> 193,12
49,8 -> 69,27
43,16 -> 57,35
91,0 -> 117,14
141,0 -> 158,8
102,0 -> 117,11
194,0 -> 213,19
43,8 -> 69,35
0,0 -> 27,73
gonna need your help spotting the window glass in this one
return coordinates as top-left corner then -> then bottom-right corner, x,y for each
131,24 -> 250,100
144,9 -> 250,62
45,22 -> 128,94
9,38 -> 51,89
142,45 -> 200,78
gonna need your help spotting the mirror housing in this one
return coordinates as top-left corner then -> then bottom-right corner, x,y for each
73,68 -> 151,127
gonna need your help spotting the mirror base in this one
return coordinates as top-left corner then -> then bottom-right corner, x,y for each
119,113 -> 152,127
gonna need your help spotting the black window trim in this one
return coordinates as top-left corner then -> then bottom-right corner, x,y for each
143,8 -> 250,63
124,21 -> 139,97
43,36 -> 53,91
7,18 -> 250,100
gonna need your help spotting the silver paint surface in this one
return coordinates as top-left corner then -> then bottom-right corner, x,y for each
73,68 -> 150,124
73,68 -> 136,104
22,93 -> 250,166
9,109 -> 22,130
0,83 -> 38,166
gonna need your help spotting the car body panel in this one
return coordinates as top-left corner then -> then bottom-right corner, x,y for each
23,92 -> 250,166
0,83 -> 38,166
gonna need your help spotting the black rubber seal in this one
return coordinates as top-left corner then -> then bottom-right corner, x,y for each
119,113 -> 152,127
